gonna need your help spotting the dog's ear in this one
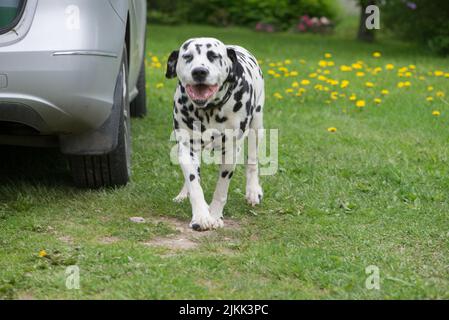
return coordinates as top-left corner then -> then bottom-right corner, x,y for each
166,50 -> 179,79
226,47 -> 239,82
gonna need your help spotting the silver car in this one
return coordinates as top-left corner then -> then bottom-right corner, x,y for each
0,0 -> 147,188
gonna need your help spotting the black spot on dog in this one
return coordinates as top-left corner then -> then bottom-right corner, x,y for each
182,40 -> 193,51
195,44 -> 202,55
221,171 -> 229,178
233,101 -> 243,112
206,43 -> 211,48
174,119 -> 179,129
228,171 -> 234,179
240,118 -> 248,132
215,115 -> 228,123
189,174 -> 195,181
256,105 -> 262,112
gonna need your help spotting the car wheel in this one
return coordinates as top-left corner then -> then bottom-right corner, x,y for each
130,58 -> 147,118
69,46 -> 131,188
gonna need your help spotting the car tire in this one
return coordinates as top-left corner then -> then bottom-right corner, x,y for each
69,46 -> 132,188
130,58 -> 147,118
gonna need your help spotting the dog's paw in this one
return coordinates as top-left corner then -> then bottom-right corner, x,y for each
173,187 -> 188,203
190,214 -> 224,231
246,184 -> 263,207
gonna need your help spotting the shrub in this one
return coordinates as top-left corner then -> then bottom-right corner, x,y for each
147,0 -> 339,31
382,0 -> 449,56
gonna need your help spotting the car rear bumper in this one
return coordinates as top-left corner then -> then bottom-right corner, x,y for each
0,50 -> 120,134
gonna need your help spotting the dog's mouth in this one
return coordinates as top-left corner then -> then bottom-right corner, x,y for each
186,84 -> 219,106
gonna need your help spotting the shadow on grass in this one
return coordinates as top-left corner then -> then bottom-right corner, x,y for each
0,146 -> 73,189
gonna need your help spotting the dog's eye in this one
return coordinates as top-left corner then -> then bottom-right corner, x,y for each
207,51 -> 220,62
182,54 -> 193,62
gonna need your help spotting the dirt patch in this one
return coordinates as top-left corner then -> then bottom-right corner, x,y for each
17,292 -> 35,300
143,217 -> 241,251
58,235 -> 74,244
98,236 -> 120,244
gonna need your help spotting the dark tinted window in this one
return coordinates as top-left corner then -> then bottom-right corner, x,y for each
0,0 -> 25,31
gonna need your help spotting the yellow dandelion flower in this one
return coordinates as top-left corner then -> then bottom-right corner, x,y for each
436,91 -> 445,98
290,71 -> 299,76
381,89 -> 389,95
397,82 -> 405,88
274,93 -> 283,99
278,67 -> 288,73
427,86 -> 434,91
323,70 -> 331,75
349,94 -> 357,101
327,61 -> 335,67
340,80 -> 350,88
398,67 -> 408,73
409,65 -> 416,70
309,73 -> 317,78
445,73 -> 449,78
269,62 -> 276,67
39,250 -> 47,258
340,65 -> 352,72
314,84 -> 323,91
156,83 -> 164,89
356,100 -> 366,108
330,92 -> 339,100
268,70 -> 276,75
365,82 -> 375,88
274,74 -> 281,78
292,81 -> 299,88
386,64 -> 395,70
324,53 -> 332,59
405,72 -> 412,77
284,59 -> 292,65
151,56 -> 159,63
434,70 -> 444,77
318,75 -> 327,81
374,98 -> 382,104
352,63 -> 363,69
373,52 -> 382,58
285,88 -> 294,94
356,72 -> 365,77
426,96 -> 434,102
404,81 -> 411,87
327,127 -> 337,133
301,79 -> 311,86
318,60 -> 328,68
299,59 -> 306,64
432,110 -> 440,116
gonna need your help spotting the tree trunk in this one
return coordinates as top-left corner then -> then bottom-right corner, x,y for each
357,0 -> 376,42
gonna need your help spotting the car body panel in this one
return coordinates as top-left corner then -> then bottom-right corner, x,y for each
0,0 -> 147,152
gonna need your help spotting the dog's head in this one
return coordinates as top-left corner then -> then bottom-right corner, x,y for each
166,37 -> 237,107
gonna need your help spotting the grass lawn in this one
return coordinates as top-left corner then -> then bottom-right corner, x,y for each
1,24 -> 449,299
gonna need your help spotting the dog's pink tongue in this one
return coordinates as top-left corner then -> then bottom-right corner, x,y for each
187,84 -> 218,101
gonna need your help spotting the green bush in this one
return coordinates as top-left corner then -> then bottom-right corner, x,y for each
148,0 -> 339,30
382,0 -> 449,56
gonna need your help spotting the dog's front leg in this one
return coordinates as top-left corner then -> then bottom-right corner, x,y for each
178,144 -> 223,231
209,143 -> 240,222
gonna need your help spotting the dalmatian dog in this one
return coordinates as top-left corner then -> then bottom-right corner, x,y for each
166,37 -> 265,231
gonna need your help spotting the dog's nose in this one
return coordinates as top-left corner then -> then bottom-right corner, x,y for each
191,67 -> 209,82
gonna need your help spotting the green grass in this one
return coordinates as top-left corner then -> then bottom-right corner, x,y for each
1,24 -> 449,299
